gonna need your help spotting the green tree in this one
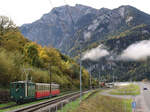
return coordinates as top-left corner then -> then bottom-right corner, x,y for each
24,42 -> 41,67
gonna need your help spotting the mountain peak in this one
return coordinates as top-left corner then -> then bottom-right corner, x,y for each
99,7 -> 111,13
75,4 -> 94,9
119,5 -> 134,8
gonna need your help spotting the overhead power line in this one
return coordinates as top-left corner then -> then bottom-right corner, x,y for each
47,0 -> 77,55
48,0 -> 67,32
63,0 -> 75,26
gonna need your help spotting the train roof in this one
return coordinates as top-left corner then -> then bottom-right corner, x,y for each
10,81 -> 59,86
11,81 -> 34,84
35,83 -> 59,86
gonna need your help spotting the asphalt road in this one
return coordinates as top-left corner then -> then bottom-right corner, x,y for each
100,82 -> 150,112
136,82 -> 150,112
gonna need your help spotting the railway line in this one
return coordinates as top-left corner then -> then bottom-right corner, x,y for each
0,90 -> 78,110
9,90 -> 90,112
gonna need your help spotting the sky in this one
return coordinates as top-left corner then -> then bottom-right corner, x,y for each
0,0 -> 150,26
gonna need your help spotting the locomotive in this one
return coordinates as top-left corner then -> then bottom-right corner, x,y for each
10,81 -> 60,104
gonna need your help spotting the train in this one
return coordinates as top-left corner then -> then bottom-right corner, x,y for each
10,81 -> 60,104
100,82 -> 105,87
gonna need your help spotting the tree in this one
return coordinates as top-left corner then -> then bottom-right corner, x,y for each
0,16 -> 16,35
39,47 -> 62,68
24,42 -> 41,67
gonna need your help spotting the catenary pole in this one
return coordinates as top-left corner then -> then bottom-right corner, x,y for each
79,41 -> 82,102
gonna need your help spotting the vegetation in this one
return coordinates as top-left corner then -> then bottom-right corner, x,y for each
110,84 -> 140,95
72,96 -> 132,112
58,91 -> 93,112
0,102 -> 15,109
60,90 -> 132,112
0,16 -> 96,89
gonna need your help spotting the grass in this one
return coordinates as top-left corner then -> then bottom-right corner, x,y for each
58,90 -> 97,112
70,91 -> 132,112
0,102 -> 15,108
110,84 -> 140,95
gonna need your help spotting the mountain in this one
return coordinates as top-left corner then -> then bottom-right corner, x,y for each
20,5 -> 150,56
69,5 -> 150,57
20,4 -> 99,53
20,4 -> 150,81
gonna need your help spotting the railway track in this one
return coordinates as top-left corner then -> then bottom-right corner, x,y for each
11,90 -> 90,112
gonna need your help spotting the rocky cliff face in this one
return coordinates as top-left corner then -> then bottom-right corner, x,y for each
20,4 -> 99,53
20,4 -> 150,55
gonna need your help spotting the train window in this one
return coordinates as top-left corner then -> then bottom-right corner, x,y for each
16,84 -> 19,89
39,85 -> 41,90
11,84 -> 14,88
22,84 -> 24,88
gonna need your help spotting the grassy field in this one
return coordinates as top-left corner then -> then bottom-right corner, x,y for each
110,84 -> 140,95
59,90 -> 132,112
57,90 -> 95,112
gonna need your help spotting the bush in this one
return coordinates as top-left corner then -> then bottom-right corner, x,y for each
0,49 -> 22,86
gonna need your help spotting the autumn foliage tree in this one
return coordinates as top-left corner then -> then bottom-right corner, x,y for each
24,42 -> 41,67
0,16 -> 16,35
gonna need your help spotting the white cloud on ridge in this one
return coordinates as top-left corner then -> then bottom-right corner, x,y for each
119,40 -> 150,61
82,45 -> 109,61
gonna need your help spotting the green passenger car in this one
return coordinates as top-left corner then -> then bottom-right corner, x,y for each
10,81 -> 36,103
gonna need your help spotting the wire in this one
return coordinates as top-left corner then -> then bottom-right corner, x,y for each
48,0 -> 54,8
47,0 -> 69,33
47,0 -> 94,55
47,0 -> 75,55
63,0 -> 75,26
48,0 -> 71,33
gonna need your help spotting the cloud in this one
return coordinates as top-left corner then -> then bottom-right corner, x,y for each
82,45 -> 109,61
84,31 -> 91,40
119,40 -> 150,61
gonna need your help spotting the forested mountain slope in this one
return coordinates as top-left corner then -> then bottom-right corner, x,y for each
82,25 -> 150,81
0,16 -> 92,89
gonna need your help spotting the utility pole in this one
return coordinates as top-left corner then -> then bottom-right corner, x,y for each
113,72 -> 114,84
49,64 -> 52,96
79,41 -> 82,102
23,68 -> 32,98
23,68 -> 32,82
89,67 -> 92,90
99,68 -> 101,88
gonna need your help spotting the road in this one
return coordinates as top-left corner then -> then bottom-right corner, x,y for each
136,82 -> 150,112
100,82 -> 150,112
